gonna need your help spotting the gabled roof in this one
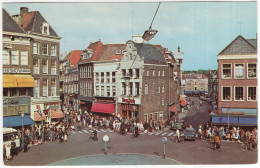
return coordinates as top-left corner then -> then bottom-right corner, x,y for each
2,8 -> 25,33
64,50 -> 83,66
218,35 -> 257,55
78,40 -> 103,64
21,11 -> 58,37
134,43 -> 167,65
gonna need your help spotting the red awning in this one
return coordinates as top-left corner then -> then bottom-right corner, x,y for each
34,112 -> 46,121
51,109 -> 64,119
170,106 -> 177,112
91,103 -> 114,114
181,98 -> 187,106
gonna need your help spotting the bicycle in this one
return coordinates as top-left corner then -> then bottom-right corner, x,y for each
240,141 -> 257,151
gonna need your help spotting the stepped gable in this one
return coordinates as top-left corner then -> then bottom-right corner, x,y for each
134,43 -> 167,65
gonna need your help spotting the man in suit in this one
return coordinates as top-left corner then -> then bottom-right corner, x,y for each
23,133 -> 29,152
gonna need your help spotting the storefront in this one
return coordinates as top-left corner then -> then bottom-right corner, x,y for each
119,97 -> 140,121
211,108 -> 257,127
78,95 -> 93,114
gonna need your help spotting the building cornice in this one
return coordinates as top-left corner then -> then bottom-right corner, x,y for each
218,54 -> 257,60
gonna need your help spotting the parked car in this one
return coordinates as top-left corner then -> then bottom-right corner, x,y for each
183,128 -> 196,141
170,120 -> 187,131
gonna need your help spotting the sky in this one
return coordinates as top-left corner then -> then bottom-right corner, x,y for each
2,1 -> 258,71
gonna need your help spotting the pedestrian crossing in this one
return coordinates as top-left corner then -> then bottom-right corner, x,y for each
70,128 -> 178,137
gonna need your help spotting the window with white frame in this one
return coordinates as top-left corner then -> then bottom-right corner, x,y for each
96,73 -> 99,83
222,64 -> 232,78
96,86 -> 99,96
162,86 -> 165,93
248,63 -> 257,78
84,67 -> 87,78
42,59 -> 48,74
3,49 -> 9,65
162,70 -> 165,76
158,70 -> 161,76
51,60 -> 56,75
88,66 -> 92,78
42,43 -> 48,55
135,82 -> 140,96
11,50 -> 19,65
101,86 -> 104,96
42,79 -> 48,97
129,82 -> 133,96
122,82 -> 126,95
112,86 -> 116,96
51,79 -> 56,96
51,45 -> 57,56
135,69 -> 140,78
89,82 -> 92,96
235,86 -> 244,101
112,72 -> 116,83
222,86 -> 231,101
33,59 -> 39,74
116,50 -> 121,55
101,72 -> 104,83
162,98 -> 164,106
33,79 -> 39,97
145,83 -> 148,95
234,64 -> 244,79
248,86 -> 257,101
107,86 -> 110,97
21,51 -> 28,66
106,72 -> 110,83
33,42 -> 39,54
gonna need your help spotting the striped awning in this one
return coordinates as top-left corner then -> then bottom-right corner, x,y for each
34,112 -> 46,121
3,74 -> 35,88
51,109 -> 64,119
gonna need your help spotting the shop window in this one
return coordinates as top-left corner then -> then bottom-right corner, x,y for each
248,87 -> 257,101
248,63 -> 257,78
222,64 -> 232,78
154,112 -> 158,121
158,112 -> 163,121
11,88 -> 17,97
19,88 -> 27,96
149,113 -> 153,121
235,87 -> 244,101
144,114 -> 148,123
222,86 -> 231,101
234,64 -> 244,79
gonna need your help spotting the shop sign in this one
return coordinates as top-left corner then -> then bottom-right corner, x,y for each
3,98 -> 19,105
3,68 -> 31,74
122,98 -> 135,104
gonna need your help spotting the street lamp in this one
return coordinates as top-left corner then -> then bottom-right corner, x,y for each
19,111 -> 25,150
133,105 -> 136,120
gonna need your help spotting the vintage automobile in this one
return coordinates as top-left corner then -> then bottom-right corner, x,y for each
170,120 -> 187,131
183,127 -> 196,141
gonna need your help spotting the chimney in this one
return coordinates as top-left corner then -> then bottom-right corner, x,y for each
20,7 -> 28,16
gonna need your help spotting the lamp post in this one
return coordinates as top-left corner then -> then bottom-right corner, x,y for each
19,111 -> 25,150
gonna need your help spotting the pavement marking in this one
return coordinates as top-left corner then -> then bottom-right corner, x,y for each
71,131 -> 77,134
161,132 -> 168,136
148,132 -> 156,135
82,130 -> 89,134
78,131 -> 83,133
107,130 -> 114,133
167,132 -> 175,136
154,132 -> 162,135
100,129 -> 107,132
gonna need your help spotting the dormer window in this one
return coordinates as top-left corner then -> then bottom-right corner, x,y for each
41,22 -> 50,35
116,50 -> 121,55
82,49 -> 93,60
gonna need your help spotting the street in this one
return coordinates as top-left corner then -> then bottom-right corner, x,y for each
4,97 -> 257,166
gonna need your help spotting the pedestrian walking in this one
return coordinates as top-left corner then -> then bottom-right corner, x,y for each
10,139 -> 16,158
6,144 -> 11,161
